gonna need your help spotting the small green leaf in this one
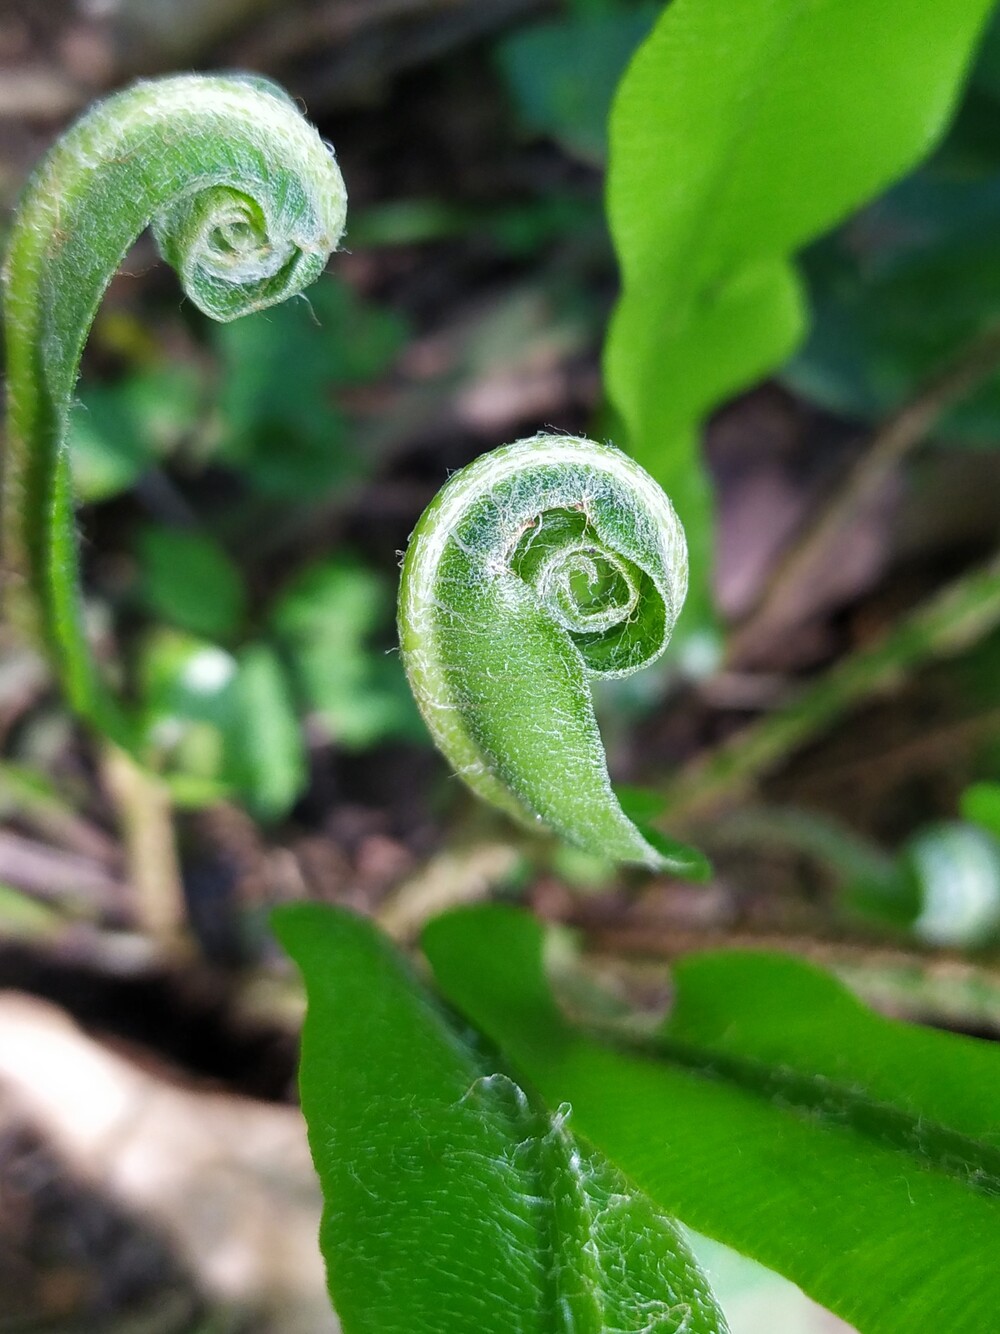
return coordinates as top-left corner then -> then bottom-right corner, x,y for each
426,904 -> 1000,1334
275,902 -> 728,1334
962,781 -> 1000,838
136,524 -> 246,641
226,642 -> 305,821
69,366 -> 203,502
140,629 -> 239,796
269,557 -> 420,749
496,7 -> 659,162
139,631 -> 304,818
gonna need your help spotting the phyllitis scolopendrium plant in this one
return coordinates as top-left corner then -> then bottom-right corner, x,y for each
9,6 -> 1000,1327
1,71 -> 727,1333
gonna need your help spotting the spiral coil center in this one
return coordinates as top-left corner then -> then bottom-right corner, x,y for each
511,509 -> 641,638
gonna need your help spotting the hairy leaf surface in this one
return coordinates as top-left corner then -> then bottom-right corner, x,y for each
426,904 -> 1000,1334
275,902 -> 727,1334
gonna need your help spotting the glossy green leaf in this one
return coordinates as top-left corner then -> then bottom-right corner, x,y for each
425,904 -> 1000,1334
275,902 -> 728,1334
136,524 -> 246,641
604,0 -> 996,623
787,6 -> 1000,442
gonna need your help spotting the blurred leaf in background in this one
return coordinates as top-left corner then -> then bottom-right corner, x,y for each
962,780 -> 1000,838
140,631 -> 305,819
69,365 -> 204,502
140,630 -> 244,808
496,2 -> 658,163
788,11 -> 1000,443
69,277 -> 406,505
226,642 -> 306,822
135,524 -> 247,643
269,557 -> 422,751
137,551 -> 421,817
213,278 -> 408,498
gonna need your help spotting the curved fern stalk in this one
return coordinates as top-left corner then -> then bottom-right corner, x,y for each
2,74 -> 347,746
398,434 -> 708,876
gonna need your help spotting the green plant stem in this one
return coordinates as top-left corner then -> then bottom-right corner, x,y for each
729,323 -> 1000,663
1,74 -> 346,749
664,548 -> 1000,821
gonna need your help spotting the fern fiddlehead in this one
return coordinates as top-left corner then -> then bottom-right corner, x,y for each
2,74 -> 347,745
398,434 -> 707,875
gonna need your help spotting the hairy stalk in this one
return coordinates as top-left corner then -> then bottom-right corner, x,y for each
399,434 -> 707,875
730,323 -> 1000,664
665,548 -> 1000,820
2,74 -> 347,746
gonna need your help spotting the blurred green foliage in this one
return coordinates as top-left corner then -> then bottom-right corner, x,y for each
963,780 -> 1000,837
139,631 -> 305,818
70,366 -> 204,502
269,557 -> 420,750
70,277 -> 407,502
789,12 -> 1000,441
136,525 -> 247,642
496,3 -> 658,162
213,279 -> 406,496
138,552 -> 418,818
843,817 -> 1000,948
63,273 -> 418,819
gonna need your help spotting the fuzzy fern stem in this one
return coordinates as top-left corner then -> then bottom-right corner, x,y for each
2,73 -> 347,746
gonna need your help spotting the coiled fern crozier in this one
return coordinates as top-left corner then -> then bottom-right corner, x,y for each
2,75 -> 347,746
399,434 -> 704,873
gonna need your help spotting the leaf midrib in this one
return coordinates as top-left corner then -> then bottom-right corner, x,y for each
614,1030 -> 1000,1198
